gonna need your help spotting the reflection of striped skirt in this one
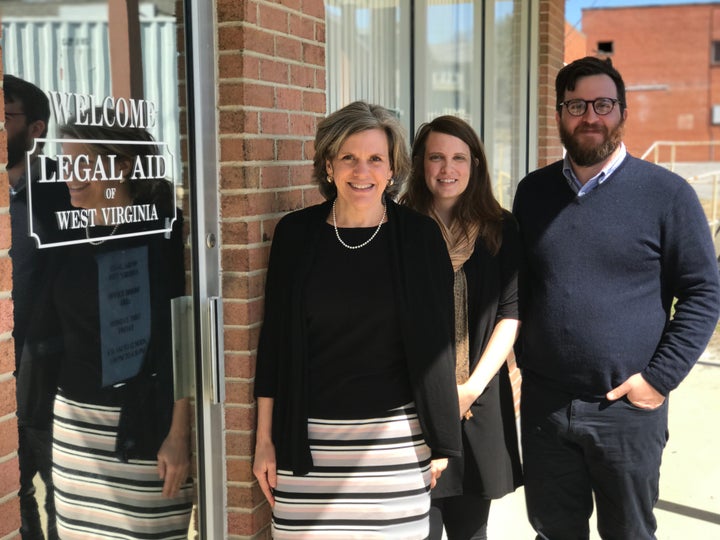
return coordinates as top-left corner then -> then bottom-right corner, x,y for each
273,403 -> 432,539
52,393 -> 193,539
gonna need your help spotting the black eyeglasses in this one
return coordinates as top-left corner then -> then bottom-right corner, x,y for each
557,98 -> 621,117
4,112 -> 26,122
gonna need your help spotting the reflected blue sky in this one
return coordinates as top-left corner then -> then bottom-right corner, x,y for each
427,4 -> 472,44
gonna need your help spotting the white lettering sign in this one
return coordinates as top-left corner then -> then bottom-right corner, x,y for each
47,91 -> 157,129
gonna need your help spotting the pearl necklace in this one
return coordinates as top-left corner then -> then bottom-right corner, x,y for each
86,223 -> 119,245
332,199 -> 386,250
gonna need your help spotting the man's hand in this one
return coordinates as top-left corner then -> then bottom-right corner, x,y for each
606,373 -> 666,409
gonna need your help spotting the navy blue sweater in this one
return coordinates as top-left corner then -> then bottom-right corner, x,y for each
513,155 -> 720,397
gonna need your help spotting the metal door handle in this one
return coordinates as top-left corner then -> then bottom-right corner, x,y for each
208,296 -> 225,404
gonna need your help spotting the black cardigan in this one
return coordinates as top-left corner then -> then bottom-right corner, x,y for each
18,213 -> 185,461
254,199 -> 462,475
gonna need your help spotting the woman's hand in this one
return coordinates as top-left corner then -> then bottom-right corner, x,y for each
157,432 -> 191,498
254,397 -> 277,506
430,458 -> 448,489
253,439 -> 277,506
457,382 -> 480,419
157,398 -> 191,498
457,319 -> 520,419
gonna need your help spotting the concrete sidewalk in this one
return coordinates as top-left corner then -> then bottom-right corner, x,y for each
485,337 -> 720,539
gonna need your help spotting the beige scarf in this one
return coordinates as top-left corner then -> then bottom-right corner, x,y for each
429,209 -> 480,392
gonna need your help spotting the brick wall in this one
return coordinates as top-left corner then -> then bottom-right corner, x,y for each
537,0 -> 566,166
564,20 -> 586,65
0,47 -> 22,537
583,4 -> 720,160
216,0 -> 326,536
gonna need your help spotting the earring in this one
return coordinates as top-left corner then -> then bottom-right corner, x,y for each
327,175 -> 334,183
388,178 -> 394,187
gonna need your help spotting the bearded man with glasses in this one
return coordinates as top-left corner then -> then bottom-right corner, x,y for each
512,57 -> 720,539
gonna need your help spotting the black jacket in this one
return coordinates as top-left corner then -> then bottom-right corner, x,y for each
10,157 -> 68,371
18,212 -> 185,462
254,199 -> 462,475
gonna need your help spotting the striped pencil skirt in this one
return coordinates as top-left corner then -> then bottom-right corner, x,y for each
52,393 -> 194,539
273,403 -> 432,539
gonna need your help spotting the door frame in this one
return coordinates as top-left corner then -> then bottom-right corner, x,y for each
183,1 -> 226,537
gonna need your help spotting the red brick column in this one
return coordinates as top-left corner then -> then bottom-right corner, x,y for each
216,0 -> 326,536
0,54 -> 22,538
537,0 -> 566,166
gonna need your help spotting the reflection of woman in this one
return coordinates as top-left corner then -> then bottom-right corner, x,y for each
402,116 -> 523,540
253,101 -> 461,538
26,112 -> 193,538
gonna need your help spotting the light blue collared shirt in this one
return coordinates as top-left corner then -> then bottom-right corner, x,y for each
563,143 -> 627,197
9,157 -> 41,197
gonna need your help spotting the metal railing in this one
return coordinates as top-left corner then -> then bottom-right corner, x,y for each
686,170 -> 720,229
640,140 -> 720,171
641,141 -> 720,252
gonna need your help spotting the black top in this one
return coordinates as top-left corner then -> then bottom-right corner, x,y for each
53,228 -> 167,403
10,157 -> 69,371
432,213 -> 523,499
20,215 -> 185,459
255,199 -> 462,475
305,225 -> 411,418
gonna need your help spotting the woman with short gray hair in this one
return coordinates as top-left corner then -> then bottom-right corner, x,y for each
253,101 -> 461,538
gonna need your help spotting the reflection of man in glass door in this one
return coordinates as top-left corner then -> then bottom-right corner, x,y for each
6,74 -> 67,540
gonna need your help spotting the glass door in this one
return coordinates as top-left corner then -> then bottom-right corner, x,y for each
2,0 -> 222,537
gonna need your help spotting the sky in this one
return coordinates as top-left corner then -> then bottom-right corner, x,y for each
566,0 -> 719,30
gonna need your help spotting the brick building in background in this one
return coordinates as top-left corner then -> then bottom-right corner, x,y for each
564,19 -> 587,65
581,2 -> 720,161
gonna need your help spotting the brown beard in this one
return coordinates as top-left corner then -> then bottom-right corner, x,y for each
7,127 -> 31,169
560,118 -> 624,167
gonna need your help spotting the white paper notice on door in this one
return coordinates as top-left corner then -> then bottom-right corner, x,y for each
96,245 -> 151,387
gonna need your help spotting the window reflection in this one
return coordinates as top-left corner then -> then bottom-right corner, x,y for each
324,0 -> 531,208
1,3 -> 181,180
420,1 -> 475,123
325,0 -> 410,129
491,0 -> 527,208
2,1 -> 197,537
